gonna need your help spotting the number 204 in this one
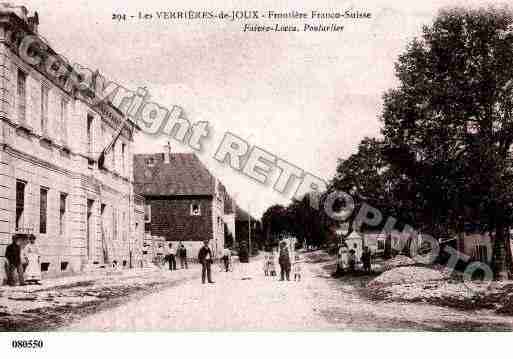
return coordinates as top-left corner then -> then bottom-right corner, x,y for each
112,14 -> 127,21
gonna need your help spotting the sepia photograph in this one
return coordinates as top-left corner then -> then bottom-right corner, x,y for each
1,0 -> 513,356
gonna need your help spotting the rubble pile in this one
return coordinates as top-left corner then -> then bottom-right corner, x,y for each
369,266 -> 449,286
382,255 -> 416,271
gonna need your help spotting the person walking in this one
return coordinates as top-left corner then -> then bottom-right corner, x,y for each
198,240 -> 215,284
278,241 -> 291,281
166,243 -> 176,271
5,235 -> 25,286
177,242 -> 188,269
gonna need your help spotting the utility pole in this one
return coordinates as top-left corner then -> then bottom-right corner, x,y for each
241,202 -> 252,280
248,206 -> 251,263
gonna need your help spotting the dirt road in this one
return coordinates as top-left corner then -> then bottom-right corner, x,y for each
62,253 -> 513,331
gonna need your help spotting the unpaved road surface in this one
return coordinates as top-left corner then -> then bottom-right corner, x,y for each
62,252 -> 513,331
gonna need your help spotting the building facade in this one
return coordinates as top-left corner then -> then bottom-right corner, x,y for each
134,150 -> 226,259
0,4 -> 142,282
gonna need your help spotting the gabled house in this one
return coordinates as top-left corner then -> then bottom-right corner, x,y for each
134,149 -> 226,258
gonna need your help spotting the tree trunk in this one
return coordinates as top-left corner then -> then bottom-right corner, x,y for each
492,221 -> 512,280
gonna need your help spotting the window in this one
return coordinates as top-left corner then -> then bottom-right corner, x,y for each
60,262 -> 69,271
39,187 -> 48,234
122,211 -> 127,241
146,157 -> 155,167
41,262 -> 50,272
40,84 -> 49,133
86,114 -> 93,154
17,69 -> 26,123
86,199 -> 94,258
190,203 -> 201,216
121,143 -> 126,176
59,193 -> 67,235
15,180 -> 26,231
60,98 -> 68,144
112,143 -> 116,170
144,204 -> 151,223
112,207 -> 118,240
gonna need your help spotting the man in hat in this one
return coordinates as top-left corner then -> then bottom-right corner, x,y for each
198,239 -> 215,284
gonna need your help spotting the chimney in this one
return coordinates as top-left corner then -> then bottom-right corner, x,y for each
163,142 -> 171,164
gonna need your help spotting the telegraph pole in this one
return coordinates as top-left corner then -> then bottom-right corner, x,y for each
248,205 -> 251,263
242,202 -> 252,280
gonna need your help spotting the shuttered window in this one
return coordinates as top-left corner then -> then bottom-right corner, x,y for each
17,69 -> 26,123
15,180 -> 25,230
59,193 -> 67,235
40,187 -> 48,234
41,84 -> 49,133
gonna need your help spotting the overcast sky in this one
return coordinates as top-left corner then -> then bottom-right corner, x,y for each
22,0 -> 499,217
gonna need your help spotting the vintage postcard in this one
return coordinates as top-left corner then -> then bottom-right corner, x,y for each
1,0 -> 513,355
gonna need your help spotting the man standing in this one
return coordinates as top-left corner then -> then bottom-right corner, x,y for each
166,243 -> 176,270
198,240 -> 215,284
361,246 -> 372,273
278,240 -> 291,281
177,242 -> 188,269
5,236 -> 25,286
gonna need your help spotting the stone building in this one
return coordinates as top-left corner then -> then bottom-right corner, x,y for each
134,148 -> 227,259
0,4 -> 143,282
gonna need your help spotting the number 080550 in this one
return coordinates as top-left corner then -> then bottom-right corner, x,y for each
11,339 -> 43,349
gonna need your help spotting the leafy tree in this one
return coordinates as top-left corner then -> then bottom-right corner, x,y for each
288,195 -> 328,248
381,7 -> 513,278
262,204 -> 290,246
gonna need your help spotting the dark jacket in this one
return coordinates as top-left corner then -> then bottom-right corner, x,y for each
178,246 -> 187,258
198,246 -> 213,264
5,243 -> 21,266
278,246 -> 291,265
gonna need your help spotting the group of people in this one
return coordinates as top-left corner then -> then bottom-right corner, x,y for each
263,241 -> 303,281
5,234 -> 42,286
164,241 -> 188,270
337,242 -> 372,274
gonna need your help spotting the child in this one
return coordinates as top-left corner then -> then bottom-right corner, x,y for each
293,254 -> 302,281
269,252 -> 277,276
263,254 -> 269,276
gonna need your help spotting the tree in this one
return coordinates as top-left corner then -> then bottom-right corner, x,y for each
262,204 -> 290,246
288,195 -> 328,248
330,138 -> 400,235
381,7 -> 513,278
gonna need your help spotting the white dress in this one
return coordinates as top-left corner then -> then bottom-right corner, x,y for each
24,244 -> 42,282
338,247 -> 349,269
